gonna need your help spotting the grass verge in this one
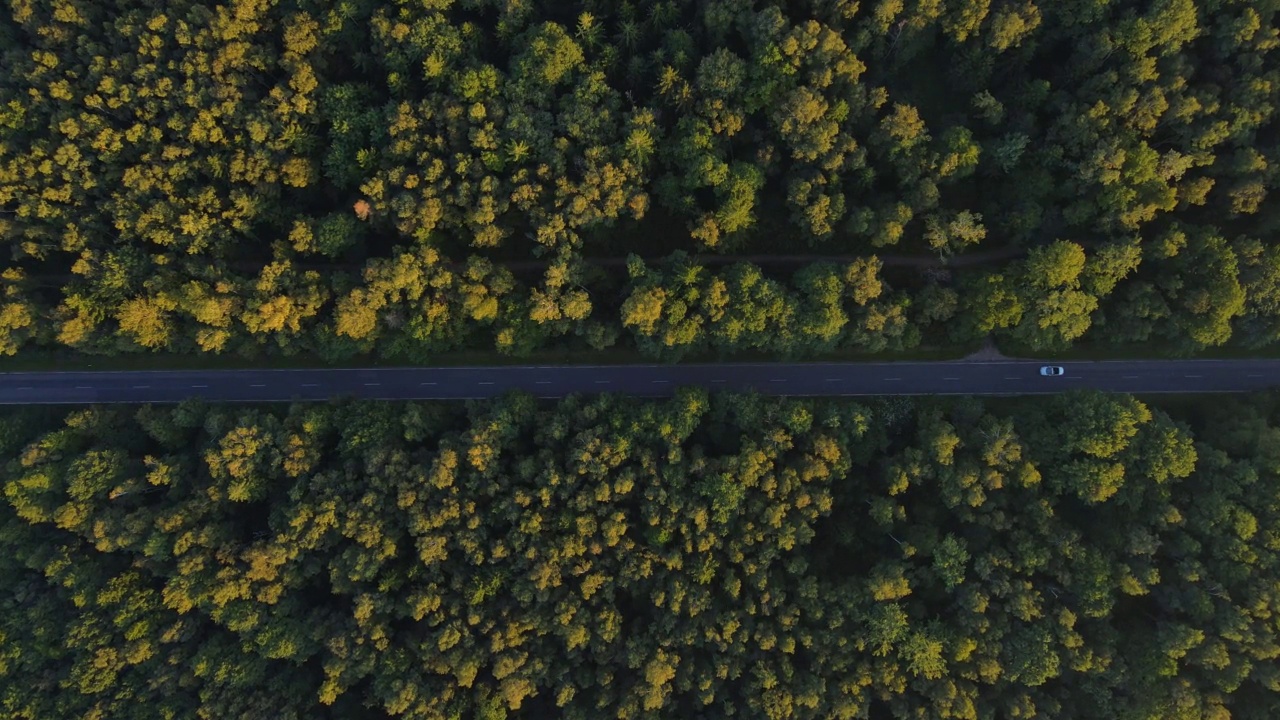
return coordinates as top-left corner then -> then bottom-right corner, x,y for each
0,343 -> 979,374
996,341 -> 1280,362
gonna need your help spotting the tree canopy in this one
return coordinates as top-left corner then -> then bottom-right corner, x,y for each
2,390 -> 1280,718
0,0 -> 1277,360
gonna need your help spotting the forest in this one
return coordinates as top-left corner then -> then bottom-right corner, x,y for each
5,2 -> 1280,718
1,390 -> 1278,719
0,0 -> 1278,361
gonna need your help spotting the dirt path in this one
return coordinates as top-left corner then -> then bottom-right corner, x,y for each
502,245 -> 1028,272
23,245 -> 1028,288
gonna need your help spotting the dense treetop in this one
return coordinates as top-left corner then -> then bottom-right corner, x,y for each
2,390 -> 1279,718
4,6 -> 1280,718
0,0 -> 1277,359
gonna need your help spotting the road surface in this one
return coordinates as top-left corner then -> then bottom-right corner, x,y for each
0,359 -> 1273,404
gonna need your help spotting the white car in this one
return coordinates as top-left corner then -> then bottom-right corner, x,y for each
1040,366 -> 1065,376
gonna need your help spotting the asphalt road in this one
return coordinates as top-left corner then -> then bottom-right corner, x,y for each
0,359 -> 1274,404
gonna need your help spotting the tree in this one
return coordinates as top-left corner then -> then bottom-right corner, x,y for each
1082,238 -> 1142,297
794,263 -> 848,351
954,273 -> 1022,342
1002,241 -> 1099,351
923,210 -> 987,257
1234,238 -> 1280,347
709,262 -> 797,353
516,23 -> 585,87
987,1 -> 1042,51
115,296 -> 174,350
